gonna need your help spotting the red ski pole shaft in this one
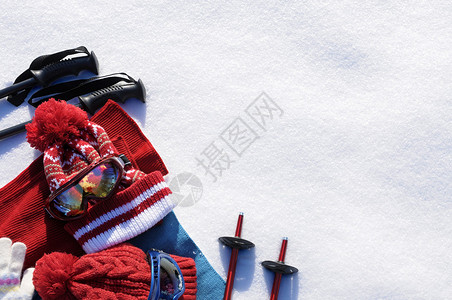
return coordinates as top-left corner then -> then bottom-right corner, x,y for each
223,248 -> 239,300
223,213 -> 244,300
269,237 -> 288,300
270,273 -> 282,300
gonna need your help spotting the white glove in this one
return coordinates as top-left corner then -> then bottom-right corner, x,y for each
0,238 -> 35,300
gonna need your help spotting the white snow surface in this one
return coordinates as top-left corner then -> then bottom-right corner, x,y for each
1,2 -> 451,299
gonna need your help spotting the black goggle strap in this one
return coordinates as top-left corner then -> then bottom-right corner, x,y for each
118,154 -> 146,186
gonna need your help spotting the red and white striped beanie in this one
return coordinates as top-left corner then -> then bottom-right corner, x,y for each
26,99 -> 175,253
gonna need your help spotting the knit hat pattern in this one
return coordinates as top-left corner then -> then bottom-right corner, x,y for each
26,99 -> 144,193
33,244 -> 152,300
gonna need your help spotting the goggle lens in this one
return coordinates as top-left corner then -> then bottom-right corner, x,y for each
147,251 -> 185,300
49,162 -> 120,219
159,257 -> 184,299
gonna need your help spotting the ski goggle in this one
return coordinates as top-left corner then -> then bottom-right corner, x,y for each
45,156 -> 127,220
147,249 -> 185,300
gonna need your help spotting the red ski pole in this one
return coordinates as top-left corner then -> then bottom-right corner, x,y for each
262,237 -> 298,300
219,213 -> 255,300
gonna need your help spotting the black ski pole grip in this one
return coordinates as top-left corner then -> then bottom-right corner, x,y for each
78,79 -> 146,115
0,50 -> 99,102
31,51 -> 99,86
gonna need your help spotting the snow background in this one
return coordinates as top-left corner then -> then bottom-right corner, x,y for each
1,1 -> 451,299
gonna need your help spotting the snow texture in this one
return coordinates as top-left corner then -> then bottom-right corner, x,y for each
1,1 -> 451,299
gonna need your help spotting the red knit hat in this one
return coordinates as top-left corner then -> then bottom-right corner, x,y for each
26,99 -> 144,192
33,243 -> 197,300
26,99 -> 176,253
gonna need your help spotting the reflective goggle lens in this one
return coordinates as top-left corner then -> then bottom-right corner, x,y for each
49,162 -> 120,219
148,251 -> 185,300
158,257 -> 184,299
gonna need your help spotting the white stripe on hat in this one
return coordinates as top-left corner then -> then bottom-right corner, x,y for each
81,195 -> 175,253
73,181 -> 170,240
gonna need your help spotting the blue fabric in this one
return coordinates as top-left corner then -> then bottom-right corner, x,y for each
130,211 -> 226,299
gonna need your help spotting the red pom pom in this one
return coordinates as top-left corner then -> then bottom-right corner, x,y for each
26,99 -> 88,152
33,252 -> 79,300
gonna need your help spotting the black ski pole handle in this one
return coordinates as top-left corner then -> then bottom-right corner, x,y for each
32,52 -> 99,87
78,79 -> 146,115
0,52 -> 99,100
0,79 -> 146,140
